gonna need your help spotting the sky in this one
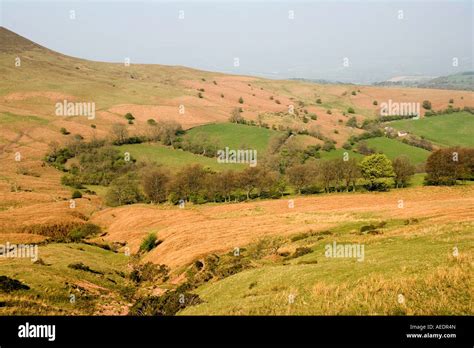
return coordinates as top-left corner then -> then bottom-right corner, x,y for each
1,0 -> 472,83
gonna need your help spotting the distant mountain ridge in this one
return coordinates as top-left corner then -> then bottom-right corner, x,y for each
373,72 -> 474,91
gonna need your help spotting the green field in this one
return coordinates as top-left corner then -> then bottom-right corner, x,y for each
389,112 -> 474,147
185,123 -> 279,154
365,137 -> 431,164
116,143 -> 245,171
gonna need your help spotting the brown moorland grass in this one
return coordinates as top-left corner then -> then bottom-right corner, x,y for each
90,185 -> 474,270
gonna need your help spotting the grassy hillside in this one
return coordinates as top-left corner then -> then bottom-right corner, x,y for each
389,112 -> 474,147
181,219 -> 472,315
0,243 -> 131,315
364,137 -> 430,164
419,71 -> 474,91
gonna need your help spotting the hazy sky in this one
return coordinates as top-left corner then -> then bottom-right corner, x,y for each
1,0 -> 472,83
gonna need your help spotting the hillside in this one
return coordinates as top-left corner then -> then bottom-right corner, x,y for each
1,27 -> 473,316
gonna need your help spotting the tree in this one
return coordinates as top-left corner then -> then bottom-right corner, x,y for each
392,156 -> 415,188
229,108 -> 245,124
318,160 -> 336,193
422,100 -> 432,110
142,168 -> 170,203
424,147 -> 473,185
110,123 -> 129,145
238,167 -> 263,200
106,175 -> 142,206
287,163 -> 313,194
60,127 -> 70,135
359,154 -> 395,191
156,120 -> 182,146
215,170 -> 237,202
339,158 -> 360,191
172,164 -> 208,202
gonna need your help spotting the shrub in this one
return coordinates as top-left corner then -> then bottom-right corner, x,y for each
351,91 -> 356,96
290,247 -> 313,258
0,276 -> 30,292
71,190 -> 82,199
238,97 -> 244,104
198,92 -> 203,98
342,142 -> 352,150
373,100 -> 378,106
449,98 -> 454,104
140,232 -> 158,253
124,112 -> 135,121
147,119 -> 157,125
60,127 -> 70,135
346,116 -> 358,128
326,110 -> 332,115
68,262 -> 103,274
322,140 -> 336,152
316,98 -> 322,104
347,107 -> 355,114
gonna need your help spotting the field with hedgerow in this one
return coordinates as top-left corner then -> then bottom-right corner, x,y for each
0,27 -> 473,316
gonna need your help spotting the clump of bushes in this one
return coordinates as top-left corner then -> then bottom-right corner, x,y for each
67,223 -> 101,242
129,262 -> 170,284
129,290 -> 202,316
